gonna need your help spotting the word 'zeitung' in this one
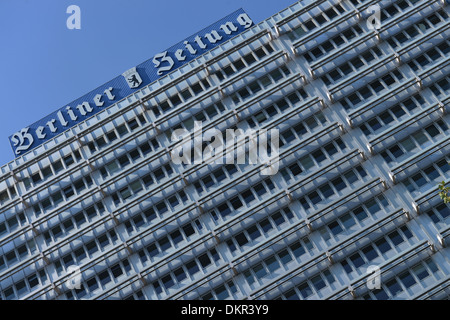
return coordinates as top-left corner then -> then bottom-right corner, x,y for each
152,13 -> 253,75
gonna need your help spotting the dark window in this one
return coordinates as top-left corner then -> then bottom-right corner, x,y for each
400,226 -> 414,239
235,232 -> 249,246
320,184 -> 335,198
308,191 -> 322,204
437,159 -> 450,173
331,177 -> 346,192
324,143 -> 338,156
86,240 -> 98,256
170,94 -> 182,107
247,225 -> 261,241
156,202 -> 168,215
278,249 -> 292,265
260,218 -> 273,233
64,155 -> 75,167
170,230 -> 183,245
315,14 -> 327,25
332,35 -> 344,46
191,82 -> 203,95
290,242 -> 305,258
142,174 -> 153,188
359,87 -> 372,99
399,271 -> 417,289
389,145 -> 404,158
368,118 -> 382,131
382,74 -> 395,86
161,274 -> 175,289
111,264 -> 123,278
329,221 -> 343,236
233,59 -> 245,71
52,160 -> 64,173
106,130 -> 117,142
388,231 -> 404,246
158,236 -> 171,251
311,275 -> 326,291
348,93 -> 361,105
436,204 -> 450,219
31,172 -> 42,184
243,53 -> 256,65
147,243 -> 159,257
96,136 -> 107,148
129,149 -> 140,161
380,111 -> 394,124
99,271 -> 111,286
413,264 -> 429,280
373,288 -> 389,300
74,179 -> 86,193
117,124 -> 128,136
299,197 -> 310,210
27,274 -> 39,288
87,277 -> 99,292
272,212 -> 285,225
354,207 -> 368,221
386,278 -> 402,296
312,150 -> 326,163
362,245 -> 379,261
198,253 -> 212,268
87,141 -> 96,153
324,8 -> 337,19
118,155 -> 130,167
425,124 -> 440,138
254,183 -> 266,197
182,223 -> 195,238
242,190 -> 255,204
289,163 -> 303,176
254,48 -> 266,59
412,173 -> 427,188
304,20 -> 316,31
174,267 -> 187,282
298,282 -> 313,299
230,196 -> 243,210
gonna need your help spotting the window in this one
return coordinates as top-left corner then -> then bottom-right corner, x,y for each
375,238 -> 391,254
298,282 -> 313,299
186,261 -> 199,276
31,172 -> 42,184
339,69 -> 404,110
64,154 -> 74,167
111,263 -> 123,278
399,271 -> 417,289
362,244 -> 379,261
116,124 -> 128,137
386,279 -> 403,296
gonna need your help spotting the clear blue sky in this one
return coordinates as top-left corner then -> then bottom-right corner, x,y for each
0,0 -> 296,166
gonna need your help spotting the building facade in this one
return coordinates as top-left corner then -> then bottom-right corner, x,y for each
0,0 -> 449,300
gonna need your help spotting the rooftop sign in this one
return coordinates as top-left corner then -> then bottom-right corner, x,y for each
9,9 -> 253,156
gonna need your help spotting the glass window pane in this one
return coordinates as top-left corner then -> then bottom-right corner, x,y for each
386,279 -> 403,296
341,213 -> 356,229
298,282 -> 313,299
362,244 -> 379,261
412,131 -> 429,145
311,275 -> 326,291
400,137 -> 416,152
399,271 -> 417,289
388,231 -> 404,246
412,264 -> 429,280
